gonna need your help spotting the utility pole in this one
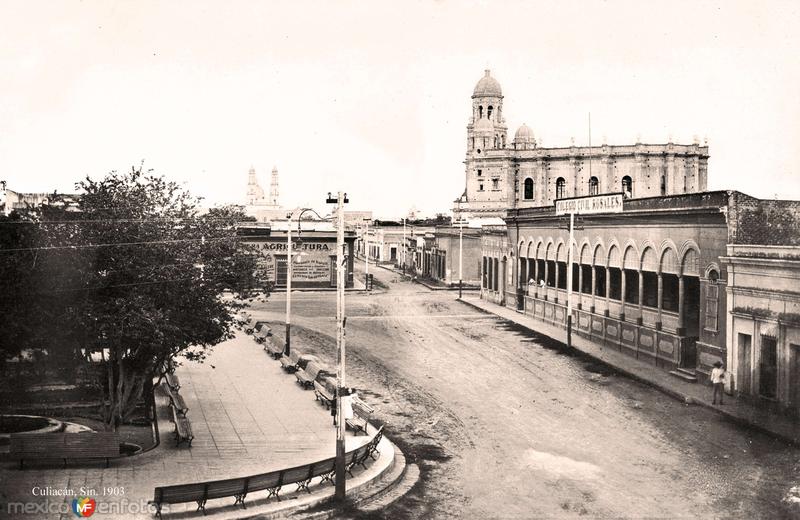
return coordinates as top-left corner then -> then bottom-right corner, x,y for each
456,218 -> 466,299
402,217 -> 406,274
285,212 -> 293,356
565,212 -> 575,349
364,218 -> 369,290
327,191 -> 349,501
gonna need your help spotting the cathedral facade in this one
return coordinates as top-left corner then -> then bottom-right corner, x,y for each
453,70 -> 710,218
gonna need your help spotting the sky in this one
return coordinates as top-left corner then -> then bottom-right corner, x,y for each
1,0 -> 799,219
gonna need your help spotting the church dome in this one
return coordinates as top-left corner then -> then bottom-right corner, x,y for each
472,69 -> 502,98
514,123 -> 534,141
474,117 -> 495,134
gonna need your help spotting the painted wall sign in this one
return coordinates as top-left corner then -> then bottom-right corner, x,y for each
555,193 -> 624,215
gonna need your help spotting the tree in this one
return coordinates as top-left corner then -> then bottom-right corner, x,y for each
0,166 -> 262,429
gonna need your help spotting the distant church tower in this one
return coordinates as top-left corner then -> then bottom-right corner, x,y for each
246,166 -> 266,205
269,167 -> 279,206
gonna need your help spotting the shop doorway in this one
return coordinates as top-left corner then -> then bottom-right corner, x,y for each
759,336 -> 778,399
737,333 -> 752,395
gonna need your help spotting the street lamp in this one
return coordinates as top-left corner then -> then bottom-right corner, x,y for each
363,217 -> 371,291
326,191 -> 349,502
453,217 -> 468,299
402,217 -> 406,274
285,207 -> 327,357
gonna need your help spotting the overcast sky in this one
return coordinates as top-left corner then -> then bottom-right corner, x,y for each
1,0 -> 799,219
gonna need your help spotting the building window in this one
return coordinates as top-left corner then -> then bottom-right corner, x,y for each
622,176 -> 633,198
492,179 -> 499,190
478,106 -> 483,119
487,105 -> 493,119
477,169 -> 482,176
660,175 -> 666,196
478,184 -> 484,191
589,176 -> 599,195
523,178 -> 534,200
705,270 -> 719,332
556,177 -> 566,199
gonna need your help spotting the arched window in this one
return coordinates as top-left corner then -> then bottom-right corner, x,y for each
622,176 -> 632,198
478,106 -> 483,119
487,106 -> 493,119
660,175 -> 666,196
589,176 -> 599,195
556,177 -> 566,199
523,178 -> 534,200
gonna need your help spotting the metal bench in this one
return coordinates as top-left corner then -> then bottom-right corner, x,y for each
163,384 -> 189,416
172,405 -> 194,447
313,379 -> 335,409
149,428 -> 383,516
295,362 -> 325,389
345,396 -> 374,435
9,432 -> 120,469
279,350 -> 302,372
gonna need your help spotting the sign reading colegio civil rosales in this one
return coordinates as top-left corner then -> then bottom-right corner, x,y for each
555,193 -> 624,216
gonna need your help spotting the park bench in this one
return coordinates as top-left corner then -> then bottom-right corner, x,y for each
9,432 -> 120,469
165,372 -> 181,391
171,405 -> 194,447
313,379 -> 335,409
149,428 -> 383,517
163,384 -> 189,416
345,396 -> 374,436
279,350 -> 302,372
295,361 -> 325,389
263,336 -> 284,359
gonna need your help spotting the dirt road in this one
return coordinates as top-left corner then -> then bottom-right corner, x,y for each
249,268 -> 800,519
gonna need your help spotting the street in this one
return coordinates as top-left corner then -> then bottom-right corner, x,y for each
249,266 -> 800,519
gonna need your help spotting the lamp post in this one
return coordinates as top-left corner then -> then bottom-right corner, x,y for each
363,218 -> 370,291
285,212 -> 294,356
326,191 -> 349,502
454,218 -> 467,299
402,217 -> 406,274
285,207 -> 327,357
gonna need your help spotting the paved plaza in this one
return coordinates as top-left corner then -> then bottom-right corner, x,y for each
0,334 -> 374,519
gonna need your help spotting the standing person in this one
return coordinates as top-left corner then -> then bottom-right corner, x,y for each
710,361 -> 726,405
341,388 -> 355,425
330,388 -> 338,426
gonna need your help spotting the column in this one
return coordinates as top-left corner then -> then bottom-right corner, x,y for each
577,264 -> 583,309
637,270 -> 644,325
677,275 -> 685,335
604,266 -> 611,316
620,269 -> 627,320
544,261 -> 549,300
656,273 -> 663,330
591,265 -> 597,313
554,262 -> 559,303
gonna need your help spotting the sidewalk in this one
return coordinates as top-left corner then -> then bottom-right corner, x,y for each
376,263 -> 480,291
0,334 -> 396,519
458,294 -> 800,446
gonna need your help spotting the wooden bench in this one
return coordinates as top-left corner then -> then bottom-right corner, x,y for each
9,432 -> 120,469
295,362 -> 325,389
149,427 -> 384,517
313,379 -> 335,409
279,350 -> 302,372
165,372 -> 180,391
253,327 -> 270,344
345,396 -> 374,436
263,336 -> 284,359
163,384 -> 189,416
172,405 -> 194,447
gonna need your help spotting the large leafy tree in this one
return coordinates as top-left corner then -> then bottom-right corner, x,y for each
0,166 -> 262,428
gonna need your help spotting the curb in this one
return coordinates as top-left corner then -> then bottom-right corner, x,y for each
456,298 -> 799,447
300,442 -> 410,519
